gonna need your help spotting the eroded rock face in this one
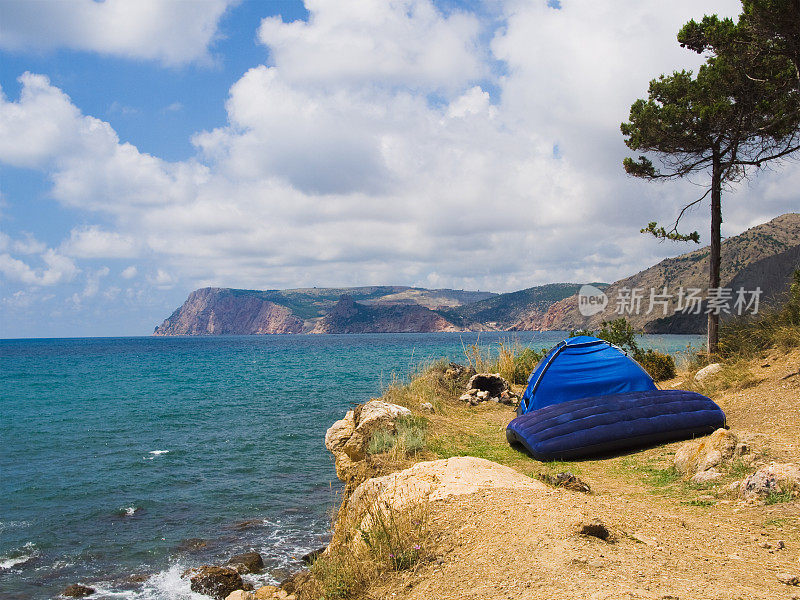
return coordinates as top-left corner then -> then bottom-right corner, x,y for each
189,566 -> 244,599
674,428 -> 739,476
324,400 -> 412,481
741,462 -> 800,500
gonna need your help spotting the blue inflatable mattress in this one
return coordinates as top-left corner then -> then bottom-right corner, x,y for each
506,389 -> 725,461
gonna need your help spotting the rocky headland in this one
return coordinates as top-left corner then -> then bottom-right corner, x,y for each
154,213 -> 800,336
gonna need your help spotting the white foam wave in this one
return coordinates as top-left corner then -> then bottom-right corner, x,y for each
135,564 -> 207,600
122,506 -> 138,516
0,542 -> 39,570
145,450 -> 169,460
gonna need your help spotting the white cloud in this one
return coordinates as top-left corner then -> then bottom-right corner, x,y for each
0,0 -> 236,66
0,0 -> 798,310
62,226 -> 141,258
257,0 -> 485,90
0,249 -> 78,286
70,266 -> 110,306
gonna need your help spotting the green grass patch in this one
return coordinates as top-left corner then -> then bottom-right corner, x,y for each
681,499 -> 716,507
765,490 -> 795,505
366,415 -> 429,456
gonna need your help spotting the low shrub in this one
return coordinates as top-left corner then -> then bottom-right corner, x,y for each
637,349 -> 676,381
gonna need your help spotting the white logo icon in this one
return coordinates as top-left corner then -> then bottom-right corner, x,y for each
578,285 -> 608,317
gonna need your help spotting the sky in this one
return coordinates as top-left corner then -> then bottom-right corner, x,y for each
1,0 -> 798,338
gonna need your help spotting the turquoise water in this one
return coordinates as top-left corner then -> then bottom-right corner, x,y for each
0,332 -> 702,599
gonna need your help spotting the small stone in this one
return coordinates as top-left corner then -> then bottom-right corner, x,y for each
578,518 -> 612,541
691,468 -> 723,484
62,584 -> 95,598
734,442 -> 750,456
419,402 -> 434,413
301,547 -> 325,565
777,572 -> 800,586
458,393 -> 473,402
225,592 -> 255,600
476,390 -> 490,400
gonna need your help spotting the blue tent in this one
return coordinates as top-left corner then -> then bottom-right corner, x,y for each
518,336 -> 656,415
508,336 -> 726,460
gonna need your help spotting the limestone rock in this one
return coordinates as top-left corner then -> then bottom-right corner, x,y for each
777,572 -> 800,586
225,592 -> 255,600
325,400 -> 412,482
674,428 -> 737,475
691,468 -> 723,484
62,584 -> 95,597
324,410 -> 355,453
419,401 -> 434,413
253,586 -> 279,599
226,551 -> 263,574
741,462 -> 800,499
694,362 -> 723,382
341,400 -> 412,461
189,566 -> 244,599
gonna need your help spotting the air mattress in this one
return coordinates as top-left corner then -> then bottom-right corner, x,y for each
506,389 -> 725,461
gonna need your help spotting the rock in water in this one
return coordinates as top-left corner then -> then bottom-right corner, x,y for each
189,566 -> 244,599
62,584 -> 95,597
227,551 -> 264,574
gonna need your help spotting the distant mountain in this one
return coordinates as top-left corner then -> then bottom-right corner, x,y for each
437,283 -> 606,330
537,213 -> 800,333
154,213 -> 800,336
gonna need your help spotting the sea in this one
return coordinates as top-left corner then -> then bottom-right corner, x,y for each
0,332 -> 703,599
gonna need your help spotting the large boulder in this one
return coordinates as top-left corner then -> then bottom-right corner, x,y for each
674,428 -> 739,476
347,456 -> 548,528
189,566 -> 244,599
741,462 -> 800,500
694,363 -> 723,383
324,400 -> 412,481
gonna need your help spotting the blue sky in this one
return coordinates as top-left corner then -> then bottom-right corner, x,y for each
1,0 -> 795,338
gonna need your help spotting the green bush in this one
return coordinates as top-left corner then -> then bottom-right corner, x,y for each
637,349 -> 676,381
571,317 -> 641,356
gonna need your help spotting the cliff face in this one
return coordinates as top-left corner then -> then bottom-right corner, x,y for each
535,213 -> 800,332
310,295 -> 464,334
153,288 -> 304,335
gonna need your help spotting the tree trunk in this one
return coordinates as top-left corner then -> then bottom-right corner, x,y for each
707,151 -> 723,355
